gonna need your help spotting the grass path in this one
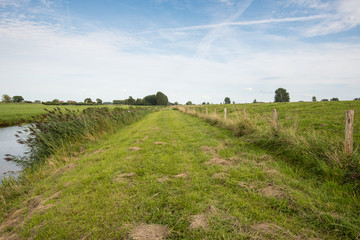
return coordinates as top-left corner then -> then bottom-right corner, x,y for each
1,109 -> 359,239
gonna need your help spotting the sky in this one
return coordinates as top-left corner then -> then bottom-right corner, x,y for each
0,0 -> 360,104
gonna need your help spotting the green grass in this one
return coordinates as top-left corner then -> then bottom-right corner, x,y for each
191,101 -> 360,147
0,103 -> 129,127
1,109 -> 359,239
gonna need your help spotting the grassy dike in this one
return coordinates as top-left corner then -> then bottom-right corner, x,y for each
1,109 -> 359,239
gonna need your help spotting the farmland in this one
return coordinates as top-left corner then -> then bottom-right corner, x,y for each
0,103 -> 359,239
0,103 -> 129,127
189,101 -> 360,147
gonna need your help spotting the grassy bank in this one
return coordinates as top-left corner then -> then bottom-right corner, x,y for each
1,110 -> 359,239
0,103 -> 129,127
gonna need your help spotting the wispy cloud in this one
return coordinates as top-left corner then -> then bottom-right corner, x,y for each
175,15 -> 326,31
304,0 -> 360,36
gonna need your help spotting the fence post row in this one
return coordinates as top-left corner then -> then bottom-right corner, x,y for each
345,110 -> 354,155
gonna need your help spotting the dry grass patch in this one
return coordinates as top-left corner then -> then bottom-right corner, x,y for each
250,223 -> 297,239
206,157 -> 234,166
154,142 -> 167,145
174,173 -> 187,179
201,146 -> 217,156
259,185 -> 286,198
129,147 -> 141,151
157,176 -> 169,182
129,224 -> 170,240
189,214 -> 209,230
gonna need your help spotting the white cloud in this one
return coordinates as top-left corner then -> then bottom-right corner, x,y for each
0,0 -> 29,8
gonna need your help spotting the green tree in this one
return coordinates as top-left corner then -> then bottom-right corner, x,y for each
156,92 -> 168,105
224,97 -> 231,104
12,95 -> 24,103
143,95 -> 157,105
2,94 -> 11,103
253,99 -> 257,103
274,88 -> 290,102
96,98 -> 103,104
84,98 -> 92,104
186,101 -> 192,105
330,97 -> 339,101
52,99 -> 60,104
312,96 -> 317,102
126,96 -> 136,105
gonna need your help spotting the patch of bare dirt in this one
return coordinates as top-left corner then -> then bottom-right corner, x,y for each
129,224 -> 170,240
264,169 -> 279,176
157,176 -> 169,182
174,173 -> 187,179
250,223 -> 297,239
189,214 -> 209,230
129,147 -> 141,151
201,146 -> 217,156
259,185 -> 286,198
0,233 -> 18,240
154,142 -> 167,145
206,158 -> 234,166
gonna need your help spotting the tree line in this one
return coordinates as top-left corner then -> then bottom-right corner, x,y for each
1,92 -> 170,106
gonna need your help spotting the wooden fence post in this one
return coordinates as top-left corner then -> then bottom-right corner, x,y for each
345,110 -> 354,155
206,107 -> 208,115
224,108 -> 227,120
243,108 -> 246,119
273,109 -> 278,129
200,107 -> 202,114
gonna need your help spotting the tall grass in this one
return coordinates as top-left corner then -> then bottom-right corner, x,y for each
178,106 -> 360,191
6,107 -> 152,169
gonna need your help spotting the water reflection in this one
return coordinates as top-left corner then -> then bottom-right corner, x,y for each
0,126 -> 27,181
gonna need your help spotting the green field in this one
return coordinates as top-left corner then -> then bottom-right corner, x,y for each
0,103 -> 128,127
1,110 -> 359,239
188,101 -> 360,148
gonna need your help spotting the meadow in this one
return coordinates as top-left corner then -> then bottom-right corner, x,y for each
188,101 -> 360,148
0,109 -> 359,239
0,103 -> 128,127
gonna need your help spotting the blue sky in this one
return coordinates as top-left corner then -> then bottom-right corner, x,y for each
1,0 -> 360,104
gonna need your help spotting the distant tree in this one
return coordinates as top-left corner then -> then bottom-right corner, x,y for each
113,100 -> 123,104
2,94 -> 11,103
143,94 -> 157,105
84,98 -> 92,104
186,101 -> 192,105
174,101 -> 179,105
274,88 -> 290,102
207,102 -> 210,105
202,102 -> 206,105
34,100 -> 41,104
52,99 -> 60,104
12,95 -> 24,103
126,96 -> 136,105
321,99 -> 329,101
156,92 -> 169,105
253,99 -> 257,103
312,96 -> 317,102
232,101 -> 235,104
224,97 -> 231,104
354,98 -> 360,101
96,98 -> 103,104
330,97 -> 339,101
